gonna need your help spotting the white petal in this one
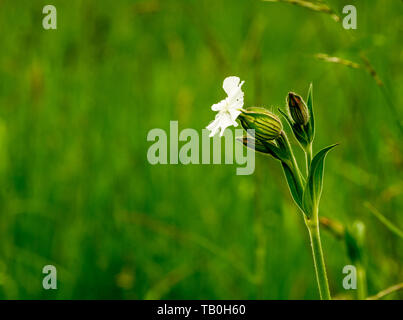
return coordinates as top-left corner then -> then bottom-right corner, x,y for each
211,99 -> 226,111
218,113 -> 234,137
223,76 -> 241,96
206,117 -> 220,137
227,93 -> 244,110
206,112 -> 237,137
228,108 -> 241,121
206,117 -> 218,129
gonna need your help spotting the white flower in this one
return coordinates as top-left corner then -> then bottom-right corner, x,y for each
206,76 -> 245,137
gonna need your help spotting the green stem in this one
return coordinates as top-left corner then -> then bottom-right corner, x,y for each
278,132 -> 330,299
305,143 -> 313,175
303,142 -> 331,299
305,216 -> 331,300
278,131 -> 304,187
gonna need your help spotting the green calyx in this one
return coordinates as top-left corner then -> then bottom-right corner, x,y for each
238,107 -> 283,142
237,134 -> 289,162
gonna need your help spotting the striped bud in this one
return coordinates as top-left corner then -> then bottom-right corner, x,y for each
237,136 -> 270,154
238,107 -> 282,141
287,92 -> 309,126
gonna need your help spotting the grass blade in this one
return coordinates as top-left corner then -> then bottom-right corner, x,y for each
367,282 -> 403,300
262,0 -> 340,22
364,202 -> 403,239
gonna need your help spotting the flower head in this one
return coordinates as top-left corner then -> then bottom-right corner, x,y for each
206,76 -> 245,137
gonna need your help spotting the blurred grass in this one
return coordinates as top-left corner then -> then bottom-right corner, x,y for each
0,0 -> 401,299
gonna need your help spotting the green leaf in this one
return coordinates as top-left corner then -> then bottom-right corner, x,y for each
278,108 -> 293,128
282,162 -> 303,211
302,144 -> 337,218
306,83 -> 315,141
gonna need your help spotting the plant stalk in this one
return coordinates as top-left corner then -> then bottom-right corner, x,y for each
278,131 -> 331,299
305,143 -> 313,175
278,131 -> 305,186
303,141 -> 330,299
305,215 -> 331,300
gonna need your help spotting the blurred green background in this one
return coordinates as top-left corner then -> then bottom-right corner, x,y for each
0,0 -> 401,299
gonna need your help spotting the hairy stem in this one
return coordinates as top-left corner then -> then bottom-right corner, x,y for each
305,215 -> 331,300
303,142 -> 331,299
304,143 -> 313,175
278,131 -> 331,299
278,131 -> 304,186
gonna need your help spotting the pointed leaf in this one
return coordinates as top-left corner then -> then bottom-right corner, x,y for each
278,108 -> 293,128
282,162 -> 303,211
302,144 -> 338,217
306,83 -> 315,141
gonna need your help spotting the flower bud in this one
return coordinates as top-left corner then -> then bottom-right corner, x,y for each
238,107 -> 282,141
236,136 -> 269,154
287,92 -> 309,126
